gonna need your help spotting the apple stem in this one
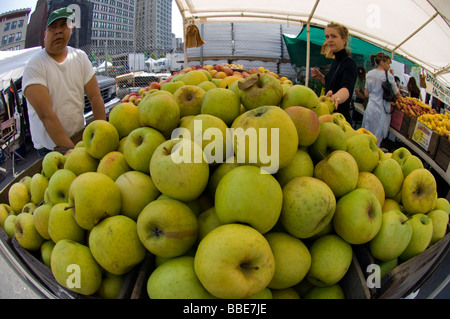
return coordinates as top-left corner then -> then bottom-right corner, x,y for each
240,262 -> 259,270
64,205 -> 75,211
256,73 -> 262,88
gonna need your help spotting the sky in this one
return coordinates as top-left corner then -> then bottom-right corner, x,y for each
1,0 -> 184,38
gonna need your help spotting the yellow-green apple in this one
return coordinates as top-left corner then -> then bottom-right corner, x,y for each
308,122 -> 347,163
48,203 -> 84,244
214,165 -> 283,234
281,176 -> 336,238
47,169 -> 77,204
89,215 -> 146,275
275,148 -> 314,188
207,160 -> 240,198
343,123 -> 359,140
21,202 -> 36,214
51,239 -> 102,295
108,102 -> 141,139
434,197 -> 450,214
281,84 -> 321,116
68,172 -> 121,230
373,158 -> 404,199
97,273 -> 124,299
319,101 -> 331,116
29,173 -> 49,205
379,258 -> 398,278
391,147 -> 411,166
194,223 -> 275,299
147,256 -> 215,299
173,85 -> 206,117
369,210 -> 412,261
314,150 -> 359,198
20,176 -> 31,193
356,127 -> 378,145
427,209 -> 449,245
318,114 -> 333,123
8,182 -> 30,214
198,80 -> 217,92
122,126 -> 166,174
137,198 -> 198,257
0,203 -> 11,229
356,171 -> 386,208
180,70 -> 209,86
248,288 -> 272,299
304,284 -> 345,299
346,134 -> 380,172
33,204 -> 52,240
149,138 -> 209,202
160,81 -> 185,94
200,87 -> 241,126
197,207 -> 222,242
382,198 -> 402,213
399,213 -> 433,261
284,106 -> 320,147
333,188 -> 382,244
40,240 -> 55,268
42,151 -> 66,178
231,105 -> 298,173
265,232 -> 311,289
64,147 -> 100,176
400,155 -> 424,178
14,212 -> 45,250
306,234 -> 352,286
115,170 -> 160,221
238,73 -> 283,110
83,120 -> 120,159
4,214 -> 16,239
139,92 -> 180,138
319,95 -> 336,114
401,168 -> 437,215
270,288 -> 300,299
97,151 -> 131,181
199,69 -> 213,81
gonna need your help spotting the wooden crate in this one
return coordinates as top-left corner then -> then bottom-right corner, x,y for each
408,119 -> 441,158
434,136 -> 450,171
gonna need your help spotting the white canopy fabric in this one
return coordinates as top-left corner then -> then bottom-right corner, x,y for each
175,0 -> 450,86
0,46 -> 42,90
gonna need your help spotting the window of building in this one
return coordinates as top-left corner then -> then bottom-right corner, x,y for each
15,32 -> 22,41
11,21 -> 17,29
1,36 -> 7,46
4,23 -> 10,31
8,34 -> 15,43
18,20 -> 24,28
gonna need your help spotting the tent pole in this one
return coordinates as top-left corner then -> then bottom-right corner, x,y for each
305,0 -> 321,87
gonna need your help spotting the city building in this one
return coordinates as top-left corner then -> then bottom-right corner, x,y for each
0,8 -> 31,51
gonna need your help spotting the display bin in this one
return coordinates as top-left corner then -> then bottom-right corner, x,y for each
405,118 -> 441,159
353,228 -> 450,299
390,109 -> 412,137
434,136 -> 450,172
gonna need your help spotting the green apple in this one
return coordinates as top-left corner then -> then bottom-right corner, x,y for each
284,106 -> 320,147
369,210 -> 412,261
89,215 -> 146,275
401,155 -> 424,178
4,214 -> 16,238
333,188 -> 382,245
64,147 -> 100,176
356,171 -> 386,208
248,288 -> 272,299
48,203 -> 85,244
275,148 -> 314,188
265,232 -> 311,289
379,258 -> 398,278
303,284 -> 345,299
207,160 -> 240,198
270,288 -> 300,299
308,122 -> 347,163
314,150 -> 359,198
197,207 -> 222,242
68,172 -> 121,230
281,84 -> 321,116
382,198 -> 402,213
47,169 -> 77,204
149,138 -> 209,202
197,80 -> 217,92
21,202 -> 36,214
215,165 -> 282,234
42,151 -> 66,178
194,223 -> 275,299
306,234 -> 353,287
97,151 -> 131,181
373,158 -> 404,199
51,239 -> 102,295
29,173 -> 49,205
391,147 -> 411,166
33,204 -> 52,240
115,170 -> 160,221
117,136 -> 126,153
97,273 -> 124,299
434,197 -> 450,214
0,203 -> 11,229
40,240 -> 55,268
147,256 -> 215,299
200,87 -> 241,126
123,126 -> 166,174
139,93 -> 180,138
160,80 -> 185,94
427,210 -> 449,245
8,182 -> 30,214
14,212 -> 45,250
401,168 -> 437,215
108,102 -> 141,139
19,176 -> 31,193
346,134 -> 380,172
179,115 -> 195,130
231,105 -> 298,173
281,176 -> 336,239
181,70 -> 209,86
238,73 -> 283,111
137,198 -> 198,258
173,84 -> 206,117
319,95 -> 336,114
399,213 -> 433,261
83,120 -> 120,159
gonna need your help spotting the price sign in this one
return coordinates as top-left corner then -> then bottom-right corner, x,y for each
411,121 -> 433,151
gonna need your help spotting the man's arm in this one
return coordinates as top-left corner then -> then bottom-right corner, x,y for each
23,84 -> 75,148
84,74 -> 106,121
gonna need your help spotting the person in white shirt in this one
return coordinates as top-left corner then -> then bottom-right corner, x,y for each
22,7 -> 106,157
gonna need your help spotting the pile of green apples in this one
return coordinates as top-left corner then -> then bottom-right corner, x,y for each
0,68 -> 449,299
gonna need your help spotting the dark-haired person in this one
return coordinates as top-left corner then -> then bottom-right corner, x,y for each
407,76 -> 422,100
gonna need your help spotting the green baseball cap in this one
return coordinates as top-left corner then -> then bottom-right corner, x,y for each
46,7 -> 75,29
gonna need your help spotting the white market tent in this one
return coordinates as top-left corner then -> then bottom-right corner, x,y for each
174,0 -> 450,90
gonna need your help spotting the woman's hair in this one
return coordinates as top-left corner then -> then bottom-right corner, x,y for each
321,22 -> 351,58
407,77 -> 421,96
370,52 -> 391,67
357,66 -> 366,80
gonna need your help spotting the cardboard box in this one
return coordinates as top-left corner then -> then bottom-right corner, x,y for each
434,136 -> 450,171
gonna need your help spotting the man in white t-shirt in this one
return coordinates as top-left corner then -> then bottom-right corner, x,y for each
22,7 -> 106,157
